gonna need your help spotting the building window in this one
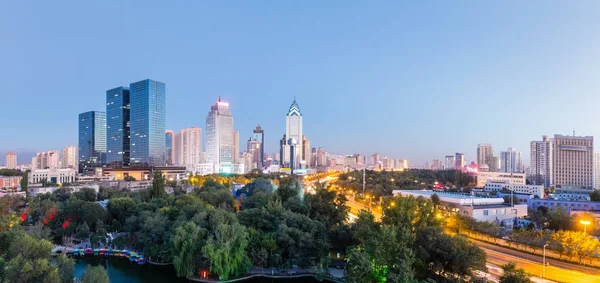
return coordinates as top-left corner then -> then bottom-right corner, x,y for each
483,210 -> 489,216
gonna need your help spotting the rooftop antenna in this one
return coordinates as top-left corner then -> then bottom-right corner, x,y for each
218,96 -> 221,102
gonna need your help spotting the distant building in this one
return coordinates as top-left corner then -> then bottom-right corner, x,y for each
489,156 -> 500,172
302,136 -> 310,169
0,176 -> 21,189
5,153 -> 17,169
483,181 -> 544,198
477,144 -> 493,168
103,166 -> 186,181
47,150 -> 59,170
530,135 -> 553,187
500,148 -> 523,173
195,163 -> 214,176
253,125 -> 265,168
176,127 -> 202,172
394,190 -> 527,229
106,86 -> 131,166
595,153 -> 600,190
455,153 -> 464,170
165,130 -> 175,165
130,79 -> 167,166
205,97 -> 234,173
32,151 -> 59,170
281,99 -> 304,168
29,168 -> 76,184
78,111 -> 106,174
444,155 -> 455,170
476,172 -> 526,187
372,153 -> 380,166
553,134 -> 593,190
61,145 -> 78,169
234,131 -> 240,164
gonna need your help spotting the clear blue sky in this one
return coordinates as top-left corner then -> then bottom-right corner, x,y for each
2,1 -> 600,166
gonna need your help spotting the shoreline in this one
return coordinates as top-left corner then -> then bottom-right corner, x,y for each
187,273 -> 343,283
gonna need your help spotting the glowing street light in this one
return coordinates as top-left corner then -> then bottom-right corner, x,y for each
580,220 -> 592,233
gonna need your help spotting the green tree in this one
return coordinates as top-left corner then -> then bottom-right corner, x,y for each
76,222 -> 91,240
304,184 -> 349,227
151,170 -> 166,199
173,222 -> 206,277
81,265 -> 109,283
81,202 -> 107,230
55,254 -> 75,283
72,188 -> 97,201
345,246 -> 379,283
124,175 -> 136,181
499,262 -> 531,283
3,231 -> 61,283
202,223 -> 251,280
20,172 -> 28,197
590,190 -> 600,201
431,193 -> 440,208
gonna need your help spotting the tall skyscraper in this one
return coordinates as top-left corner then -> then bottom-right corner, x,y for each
234,131 -> 240,164
78,111 -> 106,173
253,125 -> 264,168
500,148 -> 523,173
246,137 -> 262,170
302,135 -> 310,169
477,144 -> 493,168
206,97 -> 234,173
530,136 -> 553,187
455,153 -> 465,170
106,86 -> 131,166
316,147 -> 327,167
61,145 -> 77,169
177,127 -> 202,171
5,153 -> 16,169
373,153 -> 380,166
130,79 -> 166,166
165,130 -> 175,165
282,99 -> 303,168
553,134 -> 593,189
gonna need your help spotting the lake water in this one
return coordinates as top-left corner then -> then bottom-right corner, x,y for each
74,258 -> 324,283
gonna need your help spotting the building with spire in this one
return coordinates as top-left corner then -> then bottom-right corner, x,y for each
205,97 -> 234,173
281,99 -> 304,169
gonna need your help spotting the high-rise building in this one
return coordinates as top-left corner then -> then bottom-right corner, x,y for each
106,86 -> 131,166
234,131 -> 240,164
455,153 -> 465,170
373,153 -> 380,166
246,137 -> 262,170
397,159 -> 409,170
489,156 -> 500,172
5,153 -> 16,169
130,79 -> 166,166
47,150 -> 59,170
477,144 -> 493,168
500,148 -> 523,173
316,147 -> 327,167
176,127 -> 202,172
282,99 -> 303,168
553,134 -> 593,189
79,111 -> 106,173
444,155 -> 455,170
302,135 -> 310,169
253,125 -> 265,168
530,136 -> 553,187
594,153 -> 600,190
61,145 -> 78,169
165,130 -> 175,165
206,97 -> 234,173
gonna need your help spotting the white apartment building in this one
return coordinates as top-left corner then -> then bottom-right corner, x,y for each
205,98 -> 234,173
29,168 -> 76,184
194,163 -> 215,176
483,181 -> 544,198
553,134 -> 593,190
175,127 -> 203,172
500,148 -> 523,173
477,144 -> 493,168
5,153 -> 17,169
530,135 -> 553,187
476,171 -> 526,187
444,156 -> 455,170
61,145 -> 78,169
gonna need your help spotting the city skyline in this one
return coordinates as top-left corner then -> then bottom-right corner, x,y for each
3,2 -> 600,165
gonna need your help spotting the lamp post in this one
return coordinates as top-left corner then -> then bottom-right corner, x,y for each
543,244 -> 548,278
580,220 -> 591,233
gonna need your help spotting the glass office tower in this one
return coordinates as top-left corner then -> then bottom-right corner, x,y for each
130,79 -> 166,166
165,130 -> 174,165
78,111 -> 106,174
106,86 -> 130,166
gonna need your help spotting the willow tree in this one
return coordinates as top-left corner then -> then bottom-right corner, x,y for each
173,222 -> 206,277
202,223 -> 251,280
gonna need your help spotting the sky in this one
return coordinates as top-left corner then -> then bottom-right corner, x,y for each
2,1 -> 600,166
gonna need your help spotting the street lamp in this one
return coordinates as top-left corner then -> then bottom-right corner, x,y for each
543,244 -> 549,278
580,220 -> 591,233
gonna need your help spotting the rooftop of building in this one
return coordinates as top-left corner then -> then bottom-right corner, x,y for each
394,190 -> 498,200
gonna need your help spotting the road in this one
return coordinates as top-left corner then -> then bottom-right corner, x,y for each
346,198 -> 382,222
472,239 -> 600,283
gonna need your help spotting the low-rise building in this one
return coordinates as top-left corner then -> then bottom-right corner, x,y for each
393,190 -> 528,228
528,198 -> 600,212
484,181 -> 544,198
0,176 -> 22,190
103,166 -> 186,181
476,172 -> 526,187
29,168 -> 76,184
195,163 -> 214,176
